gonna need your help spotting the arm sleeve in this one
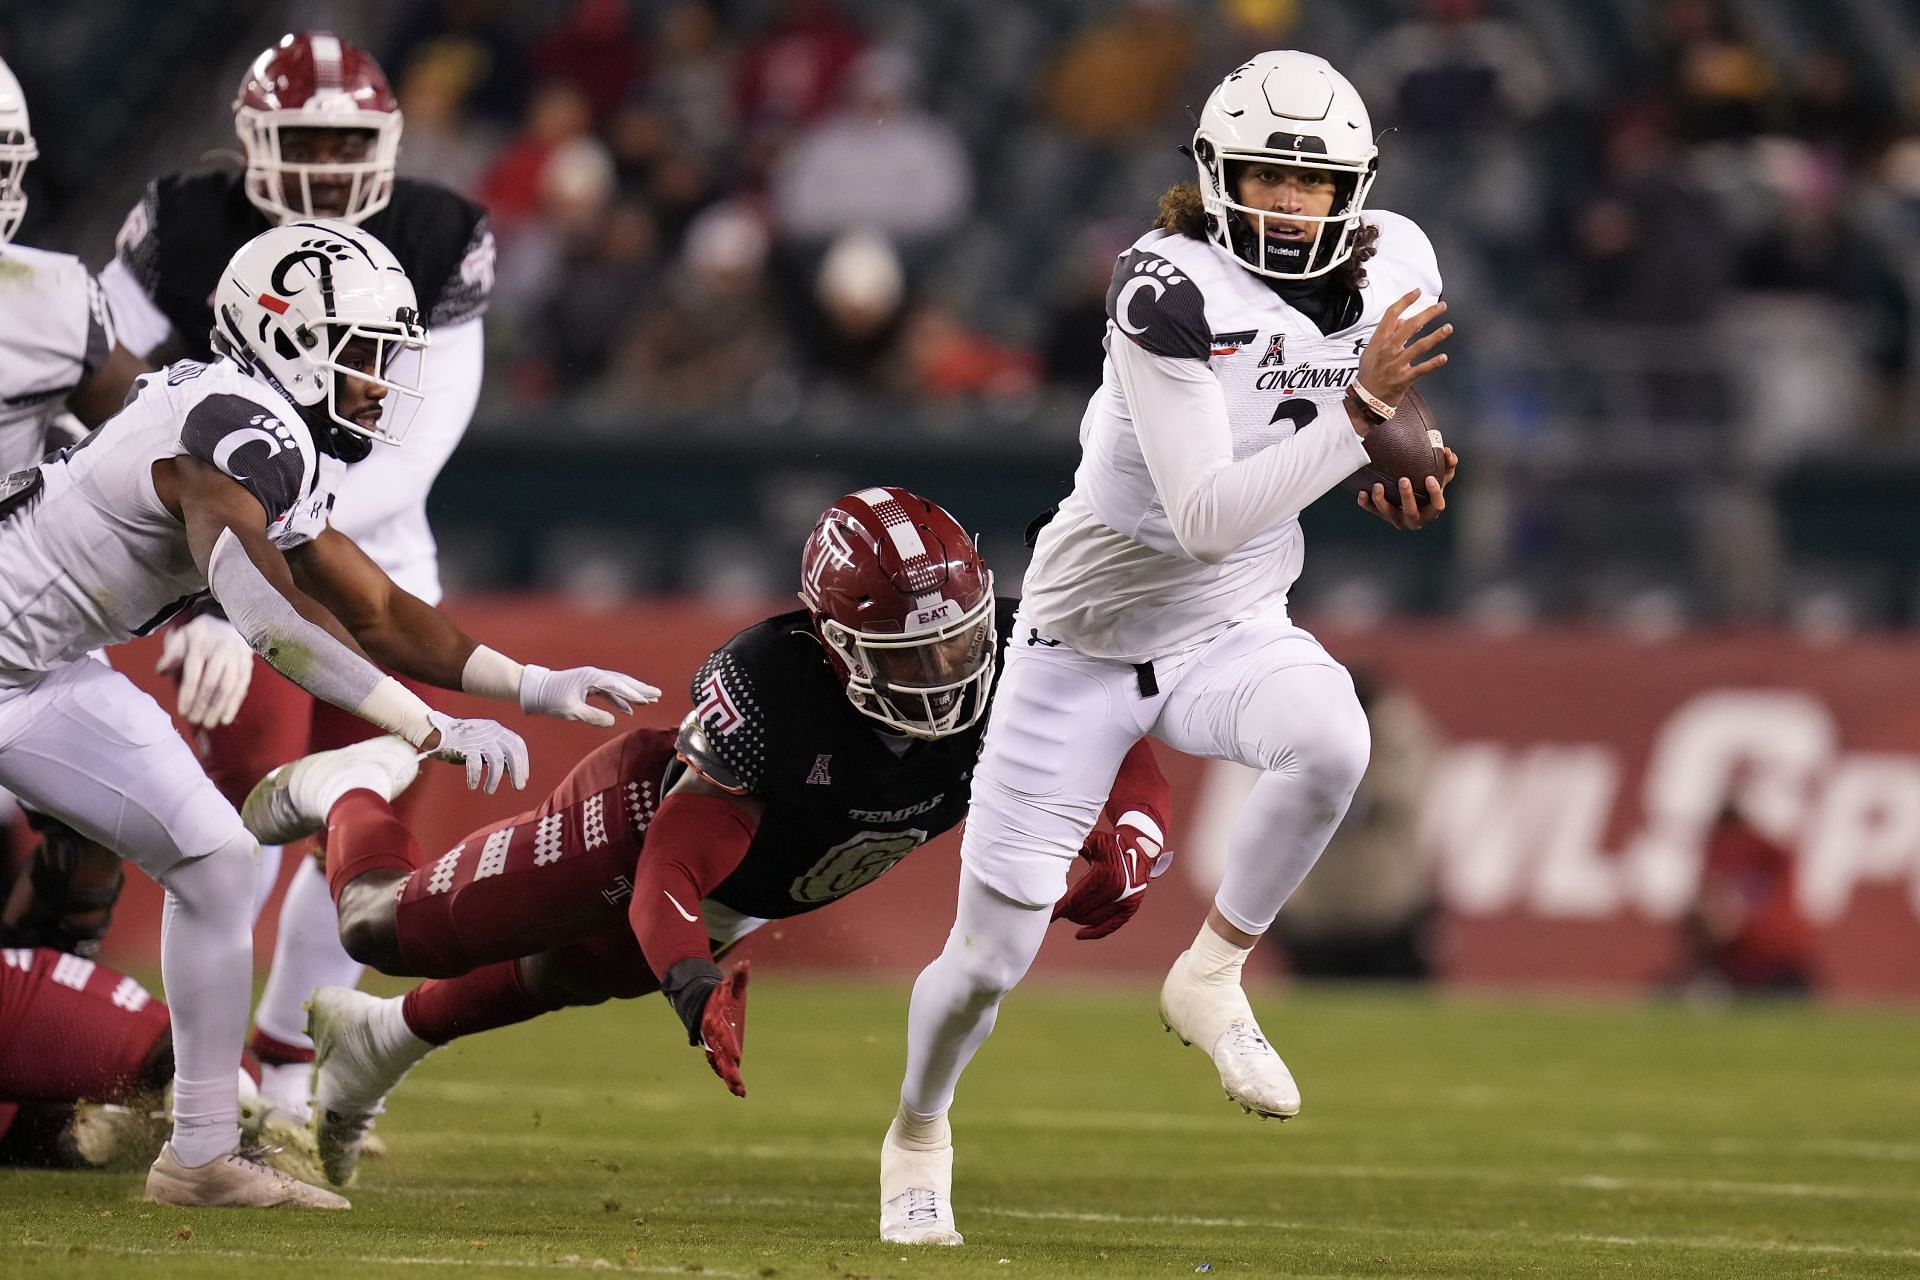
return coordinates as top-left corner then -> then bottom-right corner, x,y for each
1102,738 -> 1171,841
205,528 -> 390,722
629,791 -> 760,1041
1113,334 -> 1371,564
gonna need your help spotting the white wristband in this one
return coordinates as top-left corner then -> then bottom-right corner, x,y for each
1349,380 -> 1396,421
461,645 -> 526,701
355,677 -> 438,748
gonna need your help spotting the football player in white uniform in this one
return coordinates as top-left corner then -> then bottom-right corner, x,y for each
0,52 -> 155,972
0,55 -> 148,477
878,51 -> 1458,1244
88,33 -> 499,1118
0,219 -> 655,1208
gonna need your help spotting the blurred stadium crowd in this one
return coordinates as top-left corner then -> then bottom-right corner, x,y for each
7,0 -> 1920,620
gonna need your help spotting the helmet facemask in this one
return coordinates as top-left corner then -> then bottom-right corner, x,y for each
0,127 -> 31,244
0,64 -> 34,244
238,114 -> 400,225
1196,140 -> 1377,282
817,582 -> 997,740
318,317 -> 429,446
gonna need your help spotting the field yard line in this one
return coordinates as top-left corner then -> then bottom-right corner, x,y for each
6,1241 -> 752,1276
708,1194 -> 1920,1260
362,1154 -> 1920,1205
1537,1131 -> 1920,1163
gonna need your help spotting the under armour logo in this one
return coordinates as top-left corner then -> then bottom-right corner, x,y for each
1026,628 -> 1062,648
806,754 -> 832,786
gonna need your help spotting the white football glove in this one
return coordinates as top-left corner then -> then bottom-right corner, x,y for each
157,614 -> 256,728
421,711 -> 530,794
519,664 -> 661,727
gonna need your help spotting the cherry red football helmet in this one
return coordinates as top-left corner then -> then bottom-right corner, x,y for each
799,487 -> 996,740
234,32 -> 401,225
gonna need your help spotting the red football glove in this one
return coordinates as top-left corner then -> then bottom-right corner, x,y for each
1051,822 -> 1169,940
699,961 -> 750,1098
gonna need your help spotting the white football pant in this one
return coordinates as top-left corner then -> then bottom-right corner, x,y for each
0,657 -> 258,1165
901,609 -> 1370,1118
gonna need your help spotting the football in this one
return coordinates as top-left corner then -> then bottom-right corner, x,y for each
1342,388 -> 1446,508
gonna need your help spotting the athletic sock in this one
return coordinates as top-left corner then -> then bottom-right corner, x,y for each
400,961 -> 558,1046
1188,922 -> 1253,983
891,1106 -> 951,1150
323,790 -> 420,902
159,838 -> 257,1167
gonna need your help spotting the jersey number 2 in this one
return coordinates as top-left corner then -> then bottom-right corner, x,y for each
1269,397 -> 1318,432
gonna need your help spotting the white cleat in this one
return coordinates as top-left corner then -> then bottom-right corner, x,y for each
308,986 -> 422,1186
1159,948 -> 1301,1120
242,736 -> 421,846
238,1077 -> 325,1186
145,1142 -> 349,1209
879,1119 -> 964,1246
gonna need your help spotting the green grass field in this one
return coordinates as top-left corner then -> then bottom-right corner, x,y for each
5,977 -> 1919,1279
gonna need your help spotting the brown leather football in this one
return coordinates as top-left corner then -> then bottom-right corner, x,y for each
1341,388 -> 1445,508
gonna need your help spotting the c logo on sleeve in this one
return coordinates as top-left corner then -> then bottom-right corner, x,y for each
211,413 -> 298,480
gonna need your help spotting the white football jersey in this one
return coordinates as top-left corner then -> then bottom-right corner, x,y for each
1021,211 -> 1442,662
0,242 -> 115,474
0,357 -> 340,686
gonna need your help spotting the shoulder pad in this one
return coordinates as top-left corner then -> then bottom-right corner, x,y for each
1106,248 -> 1211,359
674,713 -> 748,794
683,646 -> 771,795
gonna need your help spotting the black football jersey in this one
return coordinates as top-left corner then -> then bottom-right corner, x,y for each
671,599 -> 1020,921
115,170 -> 492,359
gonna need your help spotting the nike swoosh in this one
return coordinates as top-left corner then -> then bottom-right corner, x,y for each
663,891 -> 700,923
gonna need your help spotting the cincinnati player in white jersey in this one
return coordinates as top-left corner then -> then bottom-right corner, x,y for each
0,53 -> 156,974
0,219 -> 654,1208
878,52 -> 1459,1245
86,32 -> 497,1115
0,56 -> 146,478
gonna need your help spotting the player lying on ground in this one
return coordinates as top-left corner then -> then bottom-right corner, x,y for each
0,943 -> 318,1176
0,946 -> 171,1169
239,487 -> 1171,1186
0,219 -> 654,1209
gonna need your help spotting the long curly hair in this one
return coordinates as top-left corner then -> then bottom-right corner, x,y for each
1155,181 -> 1379,293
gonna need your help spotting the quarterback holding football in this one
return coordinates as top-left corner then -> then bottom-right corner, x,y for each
879,50 -> 1458,1245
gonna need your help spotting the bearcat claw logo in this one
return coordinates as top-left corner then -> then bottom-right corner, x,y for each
258,234 -> 377,322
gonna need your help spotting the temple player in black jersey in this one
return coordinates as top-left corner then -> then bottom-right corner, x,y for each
235,487 -> 1173,1186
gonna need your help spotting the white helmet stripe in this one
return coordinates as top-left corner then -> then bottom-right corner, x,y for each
853,486 -> 930,562
311,34 -> 343,91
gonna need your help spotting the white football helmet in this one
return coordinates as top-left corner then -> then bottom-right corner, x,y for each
1191,51 -> 1378,281
0,55 -> 37,244
211,219 -> 429,446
